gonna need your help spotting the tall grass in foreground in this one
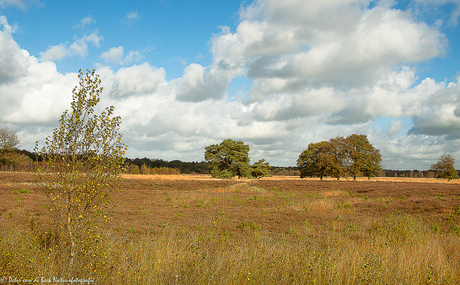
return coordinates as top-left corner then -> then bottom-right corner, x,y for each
1,214 -> 459,284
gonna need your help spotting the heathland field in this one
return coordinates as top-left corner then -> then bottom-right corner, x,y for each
1,172 -> 460,284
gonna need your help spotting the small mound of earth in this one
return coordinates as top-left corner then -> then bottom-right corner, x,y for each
228,183 -> 267,192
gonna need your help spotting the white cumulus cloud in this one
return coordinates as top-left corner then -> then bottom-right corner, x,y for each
0,16 -> 30,84
39,30 -> 103,62
1,0 -> 460,170
110,63 -> 166,97
100,46 -> 124,65
100,46 -> 143,65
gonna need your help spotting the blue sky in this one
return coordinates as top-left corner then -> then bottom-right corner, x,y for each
5,0 -> 241,78
2,0 -> 460,170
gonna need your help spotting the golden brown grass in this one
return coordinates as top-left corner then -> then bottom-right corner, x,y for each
1,172 -> 460,284
122,173 -> 216,181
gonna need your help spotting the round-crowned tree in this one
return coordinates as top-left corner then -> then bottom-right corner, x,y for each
297,134 -> 382,180
205,139 -> 271,179
430,154 -> 459,181
205,139 -> 251,178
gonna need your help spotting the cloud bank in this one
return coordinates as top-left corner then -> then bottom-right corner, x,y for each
1,0 -> 460,170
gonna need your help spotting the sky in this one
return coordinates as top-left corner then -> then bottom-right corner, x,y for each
1,0 -> 460,170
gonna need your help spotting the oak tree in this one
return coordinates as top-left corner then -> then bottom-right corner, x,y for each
297,134 -> 381,180
345,134 -> 382,180
328,136 -> 350,179
297,141 -> 338,180
430,154 -> 458,181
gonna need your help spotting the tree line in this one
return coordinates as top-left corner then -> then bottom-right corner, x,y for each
0,130 -> 458,180
381,169 -> 457,179
1,132 -> 458,180
125,158 -> 207,175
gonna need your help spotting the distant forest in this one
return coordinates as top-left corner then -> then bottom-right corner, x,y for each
380,169 -> 460,178
126,157 -> 460,177
124,157 -> 302,176
13,150 -> 460,177
126,157 -> 209,174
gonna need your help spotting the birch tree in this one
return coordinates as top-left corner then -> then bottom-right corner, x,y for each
37,69 -> 126,275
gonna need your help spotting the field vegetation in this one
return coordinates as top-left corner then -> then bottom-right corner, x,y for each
1,172 -> 459,284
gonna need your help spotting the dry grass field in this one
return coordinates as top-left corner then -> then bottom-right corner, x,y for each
1,172 -> 460,284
